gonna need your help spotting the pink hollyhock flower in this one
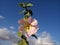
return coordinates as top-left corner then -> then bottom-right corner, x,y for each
18,17 -> 39,38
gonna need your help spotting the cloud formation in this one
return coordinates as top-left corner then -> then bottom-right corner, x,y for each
0,15 -> 4,19
0,28 -> 59,45
9,26 -> 15,30
29,32 -> 59,45
0,28 -> 20,45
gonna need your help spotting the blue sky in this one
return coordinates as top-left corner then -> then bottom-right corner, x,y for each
0,0 -> 60,44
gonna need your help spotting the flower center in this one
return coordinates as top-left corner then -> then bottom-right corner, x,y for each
23,21 -> 30,32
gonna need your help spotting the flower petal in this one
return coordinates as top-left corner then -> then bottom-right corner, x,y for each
18,17 -> 39,38
31,19 -> 38,26
28,17 -> 33,23
18,19 -> 24,24
24,25 -> 39,38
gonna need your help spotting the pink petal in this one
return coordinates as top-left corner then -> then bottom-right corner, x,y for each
25,26 -> 39,38
28,17 -> 33,23
18,26 -> 28,36
18,26 -> 25,34
31,19 -> 38,26
18,19 -> 24,24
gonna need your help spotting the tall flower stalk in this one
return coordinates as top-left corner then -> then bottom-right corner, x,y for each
17,2 -> 39,45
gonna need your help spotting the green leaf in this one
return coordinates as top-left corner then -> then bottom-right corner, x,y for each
19,10 -> 26,14
24,15 -> 29,19
26,3 -> 33,7
18,2 -> 33,8
17,31 -> 22,37
18,2 -> 26,8
32,34 -> 38,39
28,10 -> 33,16
18,39 -> 28,45
21,35 -> 26,39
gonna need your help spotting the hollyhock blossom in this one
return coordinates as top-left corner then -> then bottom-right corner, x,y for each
18,17 -> 39,38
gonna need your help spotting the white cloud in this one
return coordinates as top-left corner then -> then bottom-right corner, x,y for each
0,28 -> 20,45
0,28 -> 10,40
9,26 -> 15,29
29,31 -> 59,45
0,15 -> 4,19
12,43 -> 17,45
0,28 -> 59,45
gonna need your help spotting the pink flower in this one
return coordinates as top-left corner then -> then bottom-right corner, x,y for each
18,17 -> 39,38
